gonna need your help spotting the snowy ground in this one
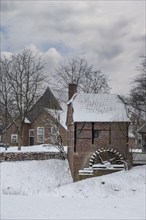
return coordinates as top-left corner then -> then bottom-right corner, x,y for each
0,144 -> 68,153
0,159 -> 146,220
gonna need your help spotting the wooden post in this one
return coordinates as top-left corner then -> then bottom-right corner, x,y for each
109,123 -> 111,145
74,123 -> 77,152
92,122 -> 94,144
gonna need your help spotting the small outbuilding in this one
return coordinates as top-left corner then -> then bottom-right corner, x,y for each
66,84 -> 131,181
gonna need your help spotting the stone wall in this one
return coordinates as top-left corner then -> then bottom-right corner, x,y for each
0,151 -> 66,162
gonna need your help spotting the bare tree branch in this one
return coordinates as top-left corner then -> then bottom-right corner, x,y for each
0,48 -> 46,149
55,57 -> 110,94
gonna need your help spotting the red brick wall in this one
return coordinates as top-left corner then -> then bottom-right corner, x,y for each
2,119 -> 31,146
2,110 -> 68,147
67,121 -> 130,181
22,124 -> 31,145
2,122 -> 18,146
30,111 -> 67,145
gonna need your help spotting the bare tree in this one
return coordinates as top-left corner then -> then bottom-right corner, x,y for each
127,57 -> 146,146
55,57 -> 110,94
42,108 -> 66,159
130,57 -> 146,121
0,56 -> 14,147
0,48 -> 45,149
81,69 -> 110,94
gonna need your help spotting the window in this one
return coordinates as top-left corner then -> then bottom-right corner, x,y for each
51,126 -> 58,136
143,137 -> 146,147
138,138 -> 142,145
11,134 -> 18,144
37,127 -> 44,143
94,130 -> 100,138
92,128 -> 100,144
29,129 -> 34,137
137,133 -> 142,146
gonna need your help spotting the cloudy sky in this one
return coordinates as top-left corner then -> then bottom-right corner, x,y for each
1,0 -> 145,96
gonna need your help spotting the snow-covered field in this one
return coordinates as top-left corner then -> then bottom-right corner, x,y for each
0,159 -> 146,220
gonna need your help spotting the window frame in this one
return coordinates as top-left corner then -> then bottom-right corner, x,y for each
11,134 -> 18,144
92,122 -> 101,144
51,126 -> 58,136
37,127 -> 44,143
29,129 -> 34,137
94,130 -> 100,139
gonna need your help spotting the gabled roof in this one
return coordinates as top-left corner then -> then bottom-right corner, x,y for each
68,93 -> 130,122
27,87 -> 62,122
137,123 -> 146,133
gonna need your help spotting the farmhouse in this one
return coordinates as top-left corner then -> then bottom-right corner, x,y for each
66,84 -> 131,181
2,87 -> 67,147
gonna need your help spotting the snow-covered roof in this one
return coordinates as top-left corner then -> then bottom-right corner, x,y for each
24,117 -> 31,124
44,102 -> 67,129
68,93 -> 130,122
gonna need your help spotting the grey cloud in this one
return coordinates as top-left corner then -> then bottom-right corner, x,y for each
1,1 -> 145,95
1,1 -> 16,12
99,45 -> 123,60
130,34 -> 146,43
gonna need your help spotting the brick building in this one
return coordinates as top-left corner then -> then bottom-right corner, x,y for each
137,123 -> 146,152
66,84 -> 131,181
2,87 -> 67,146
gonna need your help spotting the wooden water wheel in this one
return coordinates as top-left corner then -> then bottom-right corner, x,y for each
89,148 -> 128,170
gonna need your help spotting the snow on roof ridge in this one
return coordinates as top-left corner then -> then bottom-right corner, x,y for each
67,92 -> 78,105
